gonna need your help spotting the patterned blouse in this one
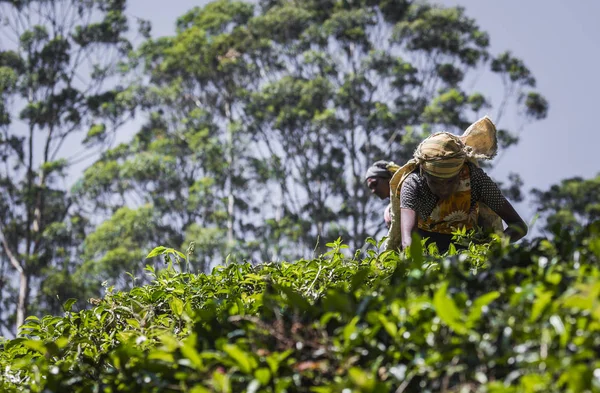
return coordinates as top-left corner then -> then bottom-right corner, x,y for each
400,163 -> 507,220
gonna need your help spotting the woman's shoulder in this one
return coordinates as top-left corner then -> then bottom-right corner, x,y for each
466,162 -> 500,193
403,169 -> 424,188
466,162 -> 488,180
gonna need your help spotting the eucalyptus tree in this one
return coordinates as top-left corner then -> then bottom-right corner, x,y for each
0,0 -> 137,332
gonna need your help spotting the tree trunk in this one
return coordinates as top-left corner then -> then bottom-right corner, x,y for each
225,99 -> 234,244
16,271 -> 29,330
0,228 -> 27,331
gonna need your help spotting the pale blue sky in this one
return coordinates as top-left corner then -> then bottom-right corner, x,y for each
122,0 -> 600,229
437,0 -> 600,219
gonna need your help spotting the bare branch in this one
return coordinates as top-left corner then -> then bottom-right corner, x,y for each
0,224 -> 23,275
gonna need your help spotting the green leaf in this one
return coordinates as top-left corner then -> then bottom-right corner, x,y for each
378,313 -> 398,338
311,388 -> 334,393
530,289 -> 553,322
22,339 -> 46,353
278,285 -> 311,312
590,237 -> 600,258
447,243 -> 457,255
350,268 -> 370,291
348,367 -> 375,390
23,315 -> 40,323
254,368 -> 271,385
189,385 -> 211,393
146,246 -> 167,259
343,316 -> 360,344
549,315 -> 565,335
558,364 -> 590,392
467,291 -> 500,326
409,232 -> 423,266
433,282 -> 467,335
148,350 -> 175,363
265,350 -> 293,374
212,369 -> 232,393
159,334 -> 181,351
63,298 -> 77,312
55,336 -> 69,349
222,344 -> 257,374
181,334 -> 204,371
126,318 -> 141,329
520,373 -> 550,392
169,297 -> 184,317
172,249 -> 187,260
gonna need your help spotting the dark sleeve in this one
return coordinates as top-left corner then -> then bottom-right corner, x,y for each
400,173 -> 420,211
470,166 -> 508,212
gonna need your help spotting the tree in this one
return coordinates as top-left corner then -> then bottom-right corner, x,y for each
532,173 -> 600,233
73,0 -> 265,290
0,0 -> 136,333
76,0 -> 548,283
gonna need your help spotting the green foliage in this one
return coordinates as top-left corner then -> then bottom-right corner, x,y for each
532,173 -> 600,232
1,224 -> 600,392
76,206 -> 159,291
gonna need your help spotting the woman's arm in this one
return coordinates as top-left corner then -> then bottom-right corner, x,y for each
472,166 -> 528,242
495,200 -> 528,242
400,208 -> 418,249
386,173 -> 421,252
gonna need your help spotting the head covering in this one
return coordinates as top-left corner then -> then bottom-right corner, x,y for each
460,116 -> 498,158
414,132 -> 469,178
365,160 -> 393,180
412,116 -> 499,178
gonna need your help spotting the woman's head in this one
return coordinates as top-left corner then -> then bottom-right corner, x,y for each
365,161 -> 392,199
415,132 -> 468,199
422,170 -> 460,200
366,177 -> 390,199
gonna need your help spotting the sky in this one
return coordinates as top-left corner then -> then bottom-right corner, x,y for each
119,0 -> 600,231
435,0 -> 600,223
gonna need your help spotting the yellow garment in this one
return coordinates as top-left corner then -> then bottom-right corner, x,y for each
386,162 -> 401,174
385,116 -> 502,251
418,165 -> 477,233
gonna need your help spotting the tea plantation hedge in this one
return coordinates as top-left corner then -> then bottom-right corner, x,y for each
1,224 -> 600,393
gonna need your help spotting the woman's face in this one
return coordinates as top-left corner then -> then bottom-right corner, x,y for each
423,172 -> 460,200
367,177 -> 390,200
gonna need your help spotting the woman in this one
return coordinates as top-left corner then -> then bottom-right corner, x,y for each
385,116 -> 527,252
365,160 -> 399,227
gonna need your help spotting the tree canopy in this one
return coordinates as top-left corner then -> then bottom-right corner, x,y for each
532,173 -> 600,233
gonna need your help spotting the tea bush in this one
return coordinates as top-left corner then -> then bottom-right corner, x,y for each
1,224 -> 600,393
